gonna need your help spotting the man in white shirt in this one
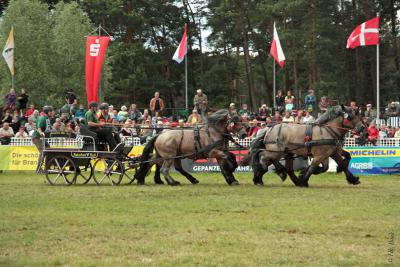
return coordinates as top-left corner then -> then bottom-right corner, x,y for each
302,111 -> 315,123
0,122 -> 15,145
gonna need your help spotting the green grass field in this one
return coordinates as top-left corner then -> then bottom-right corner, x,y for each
0,171 -> 399,266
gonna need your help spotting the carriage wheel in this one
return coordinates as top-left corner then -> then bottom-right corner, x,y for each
75,162 -> 93,185
123,161 -> 138,184
92,158 -> 124,185
45,155 -> 77,185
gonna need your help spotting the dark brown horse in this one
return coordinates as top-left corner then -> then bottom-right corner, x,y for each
134,110 -> 247,185
250,105 -> 366,187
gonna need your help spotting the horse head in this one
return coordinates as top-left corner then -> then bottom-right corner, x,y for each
340,104 -> 367,136
208,110 -> 247,139
227,113 -> 247,139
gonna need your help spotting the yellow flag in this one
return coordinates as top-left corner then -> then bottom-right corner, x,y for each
2,27 -> 14,76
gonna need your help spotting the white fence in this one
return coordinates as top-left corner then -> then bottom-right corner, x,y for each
6,136 -> 400,148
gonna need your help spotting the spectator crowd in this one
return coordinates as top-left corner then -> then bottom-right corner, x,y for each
1,87 -> 399,146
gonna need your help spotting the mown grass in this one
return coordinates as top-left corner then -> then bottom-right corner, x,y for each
0,171 -> 399,266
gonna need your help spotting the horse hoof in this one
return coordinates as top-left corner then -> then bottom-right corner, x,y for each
349,178 -> 360,185
191,179 -> 199,185
279,173 -> 287,181
169,181 -> 181,186
253,179 -> 264,186
137,181 -> 145,185
297,181 -> 309,187
254,182 -> 264,186
230,180 -> 240,186
154,180 -> 165,185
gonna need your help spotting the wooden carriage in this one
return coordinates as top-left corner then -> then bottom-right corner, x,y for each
40,134 -> 140,186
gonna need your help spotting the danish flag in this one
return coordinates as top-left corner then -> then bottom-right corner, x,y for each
346,17 -> 380,49
270,22 -> 285,68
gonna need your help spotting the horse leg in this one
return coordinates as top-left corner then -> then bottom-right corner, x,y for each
312,158 -> 329,175
160,159 -> 180,186
284,156 -> 301,186
298,158 -> 323,187
136,163 -> 153,185
331,151 -> 360,185
174,159 -> 199,184
217,155 -> 239,186
272,159 -> 287,182
154,163 -> 164,184
252,152 -> 269,186
337,150 -> 351,173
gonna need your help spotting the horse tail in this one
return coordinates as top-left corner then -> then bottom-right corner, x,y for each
134,135 -> 158,183
241,137 -> 265,166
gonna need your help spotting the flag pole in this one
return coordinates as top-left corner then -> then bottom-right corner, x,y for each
273,60 -> 276,110
98,24 -> 102,103
12,25 -> 14,89
376,43 -> 380,123
185,54 -> 188,112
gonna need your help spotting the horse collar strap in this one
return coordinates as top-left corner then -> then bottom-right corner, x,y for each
193,126 -> 203,157
304,123 -> 313,142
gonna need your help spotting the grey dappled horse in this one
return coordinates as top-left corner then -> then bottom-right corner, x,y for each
250,105 -> 366,187
134,110 -> 247,186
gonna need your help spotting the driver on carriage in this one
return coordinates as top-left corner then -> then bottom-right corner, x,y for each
32,105 -> 53,173
82,101 -> 122,151
98,102 -> 121,145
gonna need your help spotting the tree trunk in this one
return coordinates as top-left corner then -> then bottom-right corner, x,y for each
293,59 -> 299,106
259,53 -> 272,106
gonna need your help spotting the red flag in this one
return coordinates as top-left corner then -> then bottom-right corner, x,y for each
270,22 -> 285,68
85,36 -> 110,105
172,24 -> 187,63
347,17 -> 379,49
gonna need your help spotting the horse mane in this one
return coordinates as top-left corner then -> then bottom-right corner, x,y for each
207,109 -> 230,126
315,105 -> 343,124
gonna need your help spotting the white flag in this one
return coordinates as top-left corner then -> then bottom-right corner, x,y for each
270,22 -> 285,68
2,27 -> 15,75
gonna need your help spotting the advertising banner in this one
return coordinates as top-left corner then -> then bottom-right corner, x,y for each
345,147 -> 400,175
85,36 -> 110,105
0,146 -> 144,171
1,145 -> 399,175
181,149 -> 308,173
0,146 -> 39,171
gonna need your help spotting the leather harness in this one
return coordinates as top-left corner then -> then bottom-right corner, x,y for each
263,122 -> 344,156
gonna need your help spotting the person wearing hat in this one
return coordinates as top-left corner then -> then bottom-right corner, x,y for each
238,103 -> 252,117
187,109 -> 203,125
32,106 -> 53,139
194,89 -> 207,117
364,104 -> 377,123
98,103 -> 113,124
386,102 -> 400,128
31,106 -> 54,173
84,102 -> 118,151
258,104 -> 270,121
118,105 -> 129,121
228,103 -> 237,115
247,119 -> 259,138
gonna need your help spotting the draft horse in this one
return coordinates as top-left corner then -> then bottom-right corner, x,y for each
134,109 -> 247,186
250,105 -> 366,187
